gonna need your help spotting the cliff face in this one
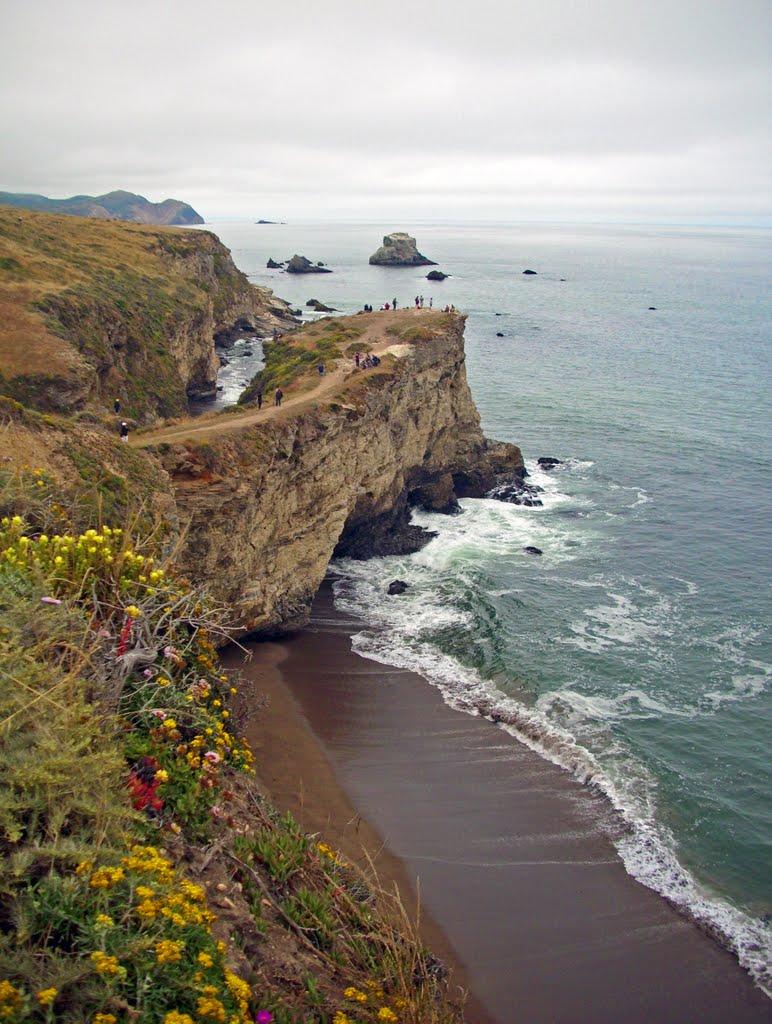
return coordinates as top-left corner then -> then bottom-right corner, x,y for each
153,315 -> 522,634
0,208 -> 294,420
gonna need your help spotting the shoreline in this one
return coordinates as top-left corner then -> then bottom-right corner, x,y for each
230,581 -> 770,1024
224,638 -> 494,1024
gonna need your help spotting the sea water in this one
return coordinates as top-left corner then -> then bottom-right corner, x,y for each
205,220 -> 771,986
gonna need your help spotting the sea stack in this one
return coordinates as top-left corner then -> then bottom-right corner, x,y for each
369,232 -> 437,267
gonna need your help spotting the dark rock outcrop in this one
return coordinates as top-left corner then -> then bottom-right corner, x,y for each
523,546 -> 543,556
214,317 -> 255,350
537,457 -> 562,469
306,299 -> 338,313
487,477 -> 544,508
369,232 -> 437,267
522,269 -> 538,275
496,332 -> 504,338
266,257 -> 284,269
426,270 -> 449,281
388,580 -> 409,595
286,254 -> 332,274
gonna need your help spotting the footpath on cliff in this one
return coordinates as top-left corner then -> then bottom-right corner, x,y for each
133,307 -> 436,448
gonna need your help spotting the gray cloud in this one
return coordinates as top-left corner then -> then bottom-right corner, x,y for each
1,0 -> 770,220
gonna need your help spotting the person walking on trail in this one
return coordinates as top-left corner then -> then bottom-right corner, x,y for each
119,421 -> 129,443
355,351 -> 361,368
318,362 -> 325,376
274,387 -> 283,407
415,295 -> 419,308
393,297 -> 397,310
113,397 -> 121,414
256,386 -> 264,410
420,295 -> 425,308
429,297 -> 433,308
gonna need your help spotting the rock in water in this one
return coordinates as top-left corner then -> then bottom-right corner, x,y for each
487,477 -> 544,507
369,232 -> 437,267
426,269 -> 449,281
266,257 -> 284,269
537,456 -> 562,469
306,299 -> 337,312
523,546 -> 543,556
286,254 -> 332,274
649,306 -> 657,310
387,579 -> 409,595
496,331 -> 504,337
522,269 -> 538,275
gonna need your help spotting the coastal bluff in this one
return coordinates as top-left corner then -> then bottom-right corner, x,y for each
145,311 -> 522,634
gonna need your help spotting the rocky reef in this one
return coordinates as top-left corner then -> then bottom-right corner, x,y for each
151,313 -> 521,634
369,232 -> 437,267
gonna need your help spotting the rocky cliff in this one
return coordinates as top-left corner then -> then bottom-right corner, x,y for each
0,208 -> 295,420
150,313 -> 522,634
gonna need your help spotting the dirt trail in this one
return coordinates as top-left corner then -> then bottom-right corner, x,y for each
132,307 -> 432,448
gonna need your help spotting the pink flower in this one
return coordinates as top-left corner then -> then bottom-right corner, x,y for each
163,645 -> 175,658
204,751 -> 221,764
151,709 -> 167,721
40,596 -> 62,605
143,668 -> 154,679
256,1013 -> 273,1024
210,804 -> 225,819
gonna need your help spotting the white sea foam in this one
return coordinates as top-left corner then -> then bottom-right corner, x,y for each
328,483 -> 772,993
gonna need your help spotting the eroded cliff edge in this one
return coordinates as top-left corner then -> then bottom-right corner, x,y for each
149,312 -> 522,634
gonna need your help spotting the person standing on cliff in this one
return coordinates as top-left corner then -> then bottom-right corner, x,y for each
274,387 -> 283,407
414,295 -> 419,308
119,421 -> 129,443
393,297 -> 397,310
256,386 -> 263,410
113,397 -> 121,414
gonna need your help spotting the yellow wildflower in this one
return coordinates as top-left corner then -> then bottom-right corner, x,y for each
124,604 -> 142,618
163,1014 -> 194,1024
196,996 -> 227,1021
377,1009 -> 398,1023
95,914 -> 114,927
343,986 -> 368,1004
155,769 -> 169,782
94,1015 -> 118,1024
155,938 -> 185,964
333,1014 -> 352,1024
197,951 -> 214,968
36,988 -> 57,1007
90,951 -> 123,977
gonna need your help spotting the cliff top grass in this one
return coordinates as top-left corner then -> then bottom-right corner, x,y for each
0,207 -> 260,419
239,316 -> 366,403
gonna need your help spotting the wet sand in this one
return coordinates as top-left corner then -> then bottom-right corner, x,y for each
230,582 -> 770,1024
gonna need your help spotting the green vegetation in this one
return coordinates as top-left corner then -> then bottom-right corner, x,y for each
0,473 -> 465,1024
239,320 -> 365,404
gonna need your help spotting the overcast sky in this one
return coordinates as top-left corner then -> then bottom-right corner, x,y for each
1,0 -> 770,222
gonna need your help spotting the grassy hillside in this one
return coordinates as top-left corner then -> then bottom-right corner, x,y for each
0,208 -> 272,421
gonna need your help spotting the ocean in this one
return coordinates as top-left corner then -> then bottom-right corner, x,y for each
203,220 -> 771,986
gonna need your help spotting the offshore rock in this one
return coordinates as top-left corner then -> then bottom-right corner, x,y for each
537,456 -> 562,469
388,580 -> 409,595
522,269 -> 538,275
426,270 -> 449,281
266,257 -> 284,268
286,254 -> 332,274
487,477 -> 544,508
369,232 -> 437,267
306,299 -> 338,312
523,546 -> 543,556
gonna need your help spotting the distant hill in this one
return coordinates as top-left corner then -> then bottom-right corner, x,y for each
0,188 -> 204,225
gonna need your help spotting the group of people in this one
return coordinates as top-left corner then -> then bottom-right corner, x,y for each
353,351 -> 381,370
413,295 -> 433,308
253,385 -> 283,409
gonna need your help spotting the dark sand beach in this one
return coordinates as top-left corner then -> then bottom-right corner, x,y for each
229,582 -> 770,1024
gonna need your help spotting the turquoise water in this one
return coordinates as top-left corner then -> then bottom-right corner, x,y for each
207,221 -> 771,984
